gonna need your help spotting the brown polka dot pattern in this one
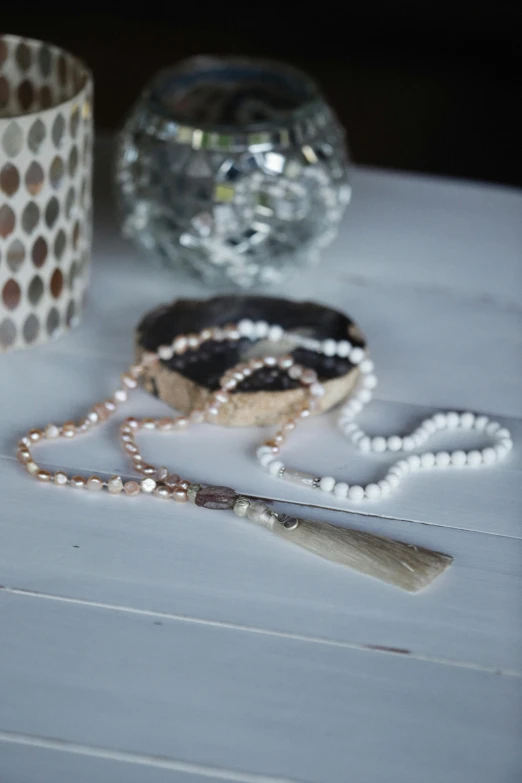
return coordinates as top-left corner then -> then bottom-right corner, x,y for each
0,34 -> 92,351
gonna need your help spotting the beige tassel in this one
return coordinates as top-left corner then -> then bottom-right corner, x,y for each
271,518 -> 452,592
242,500 -> 452,592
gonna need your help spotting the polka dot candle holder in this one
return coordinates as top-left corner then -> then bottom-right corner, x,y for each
0,34 -> 93,351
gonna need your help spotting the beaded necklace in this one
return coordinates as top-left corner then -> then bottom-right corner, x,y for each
16,318 -> 512,590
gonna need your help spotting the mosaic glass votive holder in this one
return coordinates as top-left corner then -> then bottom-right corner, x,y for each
0,34 -> 93,352
116,56 -> 350,289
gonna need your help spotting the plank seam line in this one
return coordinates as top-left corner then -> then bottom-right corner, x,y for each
1,454 -> 520,542
2,586 -> 520,678
0,730 -> 302,783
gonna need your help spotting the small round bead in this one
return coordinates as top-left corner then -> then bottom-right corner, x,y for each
223,378 -> 237,390
174,417 -> 189,429
70,475 -> 86,488
319,476 -> 336,492
114,388 -> 128,403
408,455 -> 421,470
37,469 -> 52,482
358,437 -> 371,452
53,471 -> 68,486
121,373 -> 138,389
107,476 -> 123,494
256,445 -> 273,459
187,333 -> 201,349
155,467 -> 169,481
268,460 -> 284,476
124,442 -> 139,454
500,438 -> 513,452
164,474 -> 181,487
433,413 -> 447,429
396,459 -> 410,474
494,444 -> 509,460
446,412 -> 460,430
238,318 -> 254,337
19,436 -> 32,447
387,436 -> 402,452
342,422 -> 359,434
288,364 -> 303,380
322,339 -> 337,357
141,477 -> 157,493
451,450 -> 467,467
378,479 -> 391,496
422,419 -> 437,435
309,382 -> 325,397
124,480 -> 140,496
348,485 -> 365,501
17,449 -> 31,464
206,406 -> 219,418
460,412 -> 475,429
337,340 -> 351,357
467,450 -> 483,467
435,451 -> 451,468
283,420 -> 296,432
26,461 -> 39,475
28,429 -> 43,442
371,436 -> 387,453
362,374 -> 377,389
254,320 -> 269,338
420,452 -> 435,469
278,355 -> 294,369
172,486 -> 188,502
45,424 -> 60,439
158,345 -> 174,360
402,436 -> 415,451
154,485 -> 171,499
346,399 -> 363,415
365,483 -> 381,500
301,368 -> 317,385
259,452 -> 275,467
62,422 -> 76,438
482,447 -> 497,465
333,481 -> 349,498
356,388 -> 373,404
359,359 -> 374,374
299,408 -> 311,418
349,347 -> 365,364
473,415 -> 489,431
233,496 -> 251,517
87,476 -> 103,491
141,465 -> 157,476
485,421 -> 500,436
268,324 -> 284,341
263,356 -> 277,367
387,474 -> 400,488
496,427 -> 511,440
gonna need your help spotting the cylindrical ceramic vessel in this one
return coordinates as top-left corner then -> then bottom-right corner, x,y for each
0,34 -> 93,351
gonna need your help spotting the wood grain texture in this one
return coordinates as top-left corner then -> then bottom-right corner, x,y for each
1,136 -> 521,782
1,458 -> 521,673
0,595 -> 521,783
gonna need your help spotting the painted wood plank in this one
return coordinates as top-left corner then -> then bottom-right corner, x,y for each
0,739 -> 257,783
1,458 -> 521,672
0,595 -> 520,783
1,351 -> 520,537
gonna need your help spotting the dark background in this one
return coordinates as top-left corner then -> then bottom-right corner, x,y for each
3,5 -> 521,187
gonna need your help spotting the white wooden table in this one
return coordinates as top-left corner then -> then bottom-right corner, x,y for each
1,140 -> 521,783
